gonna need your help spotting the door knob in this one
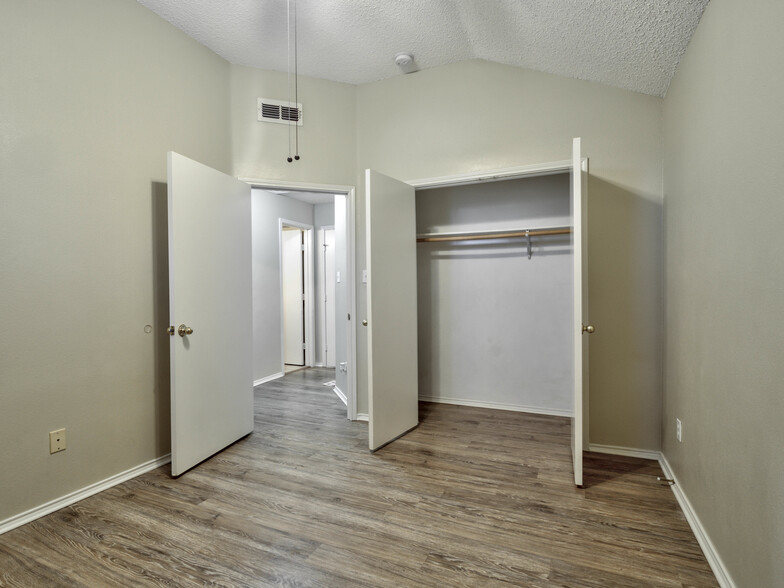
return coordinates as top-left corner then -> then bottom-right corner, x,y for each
362,320 -> 368,326
178,324 -> 194,337
582,324 -> 595,334
167,326 -> 175,336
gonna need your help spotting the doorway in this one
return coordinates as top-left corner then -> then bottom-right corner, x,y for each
246,179 -> 357,421
280,221 -> 313,372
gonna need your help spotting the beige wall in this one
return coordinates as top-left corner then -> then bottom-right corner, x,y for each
356,60 -> 664,453
0,0 -> 231,520
662,0 -> 784,585
230,64 -> 356,186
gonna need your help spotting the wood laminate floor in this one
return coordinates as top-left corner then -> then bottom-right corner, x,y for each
0,368 -> 717,587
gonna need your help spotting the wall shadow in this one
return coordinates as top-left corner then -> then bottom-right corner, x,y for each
151,181 -> 171,456
585,175 -> 663,452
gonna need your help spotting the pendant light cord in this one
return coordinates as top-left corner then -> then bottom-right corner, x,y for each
293,0 -> 300,160
285,0 -> 300,162
286,0 -> 292,162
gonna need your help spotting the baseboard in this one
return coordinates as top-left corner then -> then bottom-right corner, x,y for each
333,386 -> 347,406
253,371 -> 284,387
419,395 -> 572,418
659,455 -> 735,588
0,454 -> 171,536
314,362 -> 325,368
588,444 -> 662,461
356,413 -> 369,422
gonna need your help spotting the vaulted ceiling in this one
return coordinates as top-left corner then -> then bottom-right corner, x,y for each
136,0 -> 709,97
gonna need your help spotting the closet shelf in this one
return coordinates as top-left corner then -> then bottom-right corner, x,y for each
415,226 -> 572,243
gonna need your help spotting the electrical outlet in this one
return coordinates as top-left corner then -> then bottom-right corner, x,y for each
676,418 -> 682,442
49,428 -> 66,453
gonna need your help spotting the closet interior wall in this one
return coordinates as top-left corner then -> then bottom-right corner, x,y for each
415,173 -> 574,416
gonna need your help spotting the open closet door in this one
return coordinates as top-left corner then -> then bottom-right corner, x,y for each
168,152 -> 253,476
365,169 -> 419,451
571,138 -> 590,487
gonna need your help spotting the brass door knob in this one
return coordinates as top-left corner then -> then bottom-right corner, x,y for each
178,324 -> 194,337
167,326 -> 175,336
582,324 -> 595,334
362,320 -> 368,326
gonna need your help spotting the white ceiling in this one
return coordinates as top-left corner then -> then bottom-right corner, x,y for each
136,0 -> 709,97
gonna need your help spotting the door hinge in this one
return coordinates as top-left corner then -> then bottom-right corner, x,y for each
347,313 -> 350,320
301,244 -> 305,251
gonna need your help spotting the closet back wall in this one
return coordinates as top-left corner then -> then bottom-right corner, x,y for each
416,175 -> 573,415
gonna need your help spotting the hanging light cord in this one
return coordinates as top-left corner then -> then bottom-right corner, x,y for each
286,2 -> 291,161
285,0 -> 301,163
293,0 -> 300,161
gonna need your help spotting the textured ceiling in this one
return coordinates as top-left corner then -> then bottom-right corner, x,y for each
136,0 -> 709,97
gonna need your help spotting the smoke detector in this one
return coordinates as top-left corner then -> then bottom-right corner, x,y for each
395,53 -> 414,67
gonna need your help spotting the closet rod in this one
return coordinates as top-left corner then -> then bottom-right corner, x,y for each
416,227 -> 572,243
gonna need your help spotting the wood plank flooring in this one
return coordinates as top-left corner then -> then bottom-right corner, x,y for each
0,368 -> 717,587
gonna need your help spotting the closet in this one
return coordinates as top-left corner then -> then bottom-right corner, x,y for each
365,139 -> 588,485
415,173 -> 574,416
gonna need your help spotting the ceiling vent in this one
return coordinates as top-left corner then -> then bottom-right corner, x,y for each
257,98 -> 303,126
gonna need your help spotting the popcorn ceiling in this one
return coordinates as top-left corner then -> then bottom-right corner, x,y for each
137,0 -> 709,97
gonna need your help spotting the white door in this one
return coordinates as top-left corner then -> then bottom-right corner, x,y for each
282,227 -> 304,365
571,138 -> 590,487
167,152 -> 253,477
323,228 -> 336,367
365,169 -> 419,451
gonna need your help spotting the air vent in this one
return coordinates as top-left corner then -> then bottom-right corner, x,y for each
257,98 -> 303,126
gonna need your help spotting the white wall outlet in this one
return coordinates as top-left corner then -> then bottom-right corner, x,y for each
49,428 -> 66,453
676,418 -> 682,442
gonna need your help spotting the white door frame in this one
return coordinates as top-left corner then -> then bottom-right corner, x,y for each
409,155 -> 589,447
241,177 -> 358,421
318,225 -> 336,368
279,219 -> 314,369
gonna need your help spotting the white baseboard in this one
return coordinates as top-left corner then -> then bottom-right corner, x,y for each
314,362 -> 325,368
658,455 -> 735,588
419,395 -> 572,418
588,443 -> 662,461
356,413 -> 369,422
0,454 -> 171,536
333,386 -> 347,406
253,372 -> 284,387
